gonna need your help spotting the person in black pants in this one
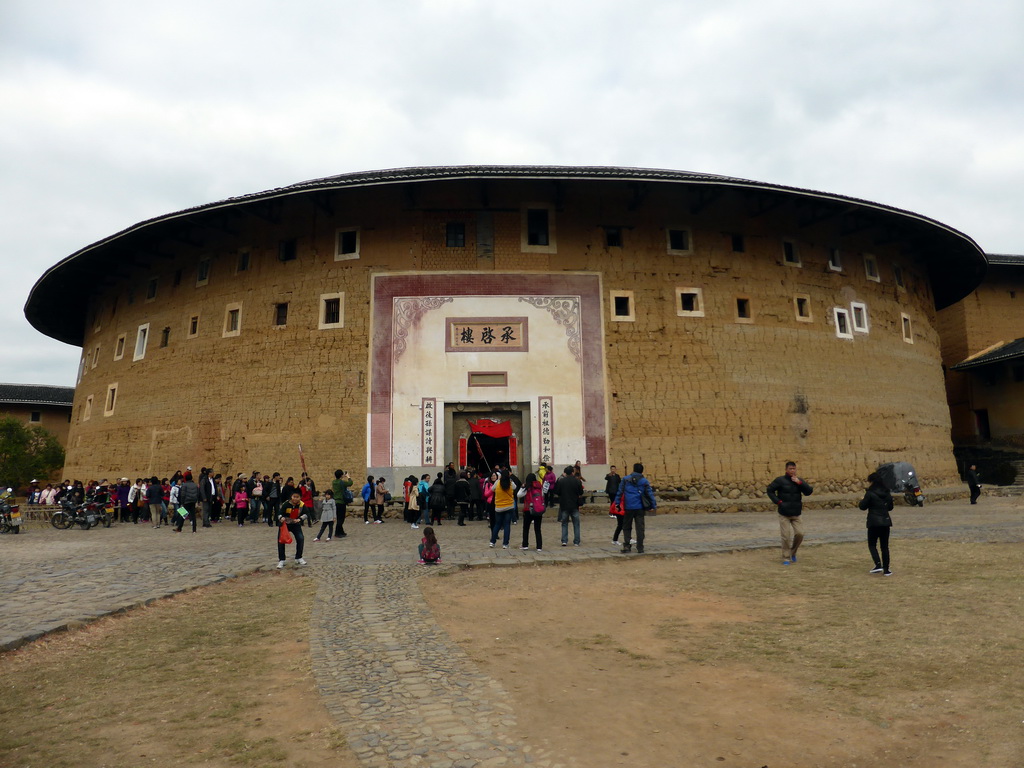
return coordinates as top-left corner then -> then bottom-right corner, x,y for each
966,464 -> 982,505
276,491 -> 307,568
859,472 -> 894,576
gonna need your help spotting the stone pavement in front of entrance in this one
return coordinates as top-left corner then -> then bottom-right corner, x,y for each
2,498 -> 1022,767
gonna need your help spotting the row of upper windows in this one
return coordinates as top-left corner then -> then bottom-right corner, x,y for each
91,207 -> 911,333
79,293 -> 347,380
609,288 -> 914,343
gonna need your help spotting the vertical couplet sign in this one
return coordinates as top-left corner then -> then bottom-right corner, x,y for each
422,398 -> 437,466
538,396 -> 554,464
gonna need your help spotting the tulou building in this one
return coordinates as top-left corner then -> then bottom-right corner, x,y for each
25,166 -> 986,497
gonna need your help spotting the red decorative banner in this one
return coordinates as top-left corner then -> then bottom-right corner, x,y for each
467,418 -> 513,438
509,435 -> 518,466
458,437 -> 467,468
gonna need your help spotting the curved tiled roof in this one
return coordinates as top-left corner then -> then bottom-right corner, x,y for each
0,383 -> 75,407
952,338 -> 1024,371
25,165 -> 988,345
984,253 -> 1024,267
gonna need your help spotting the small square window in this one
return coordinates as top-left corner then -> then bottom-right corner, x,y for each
834,308 -> 853,339
104,383 -> 118,416
605,226 -> 623,248
237,250 -> 251,272
160,327 -> 170,348
334,228 -> 360,260
30,411 -> 41,423
732,234 -> 745,253
274,302 -> 289,327
851,302 -> 869,333
901,313 -> 913,343
794,295 -> 812,322
196,258 -> 211,286
526,209 -> 549,246
522,205 -> 556,253
146,277 -> 158,301
667,228 -> 692,254
735,296 -> 753,324
782,240 -> 801,266
610,290 -> 635,322
828,247 -> 843,272
279,239 -> 298,262
187,315 -> 200,338
864,253 -> 880,282
676,287 -> 704,318
133,324 -> 149,361
319,292 -> 345,329
114,333 -> 126,361
445,222 -> 466,248
893,264 -> 905,289
223,303 -> 242,338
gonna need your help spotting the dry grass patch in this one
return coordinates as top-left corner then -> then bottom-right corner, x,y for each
0,571 -> 359,768
423,540 -> 1024,768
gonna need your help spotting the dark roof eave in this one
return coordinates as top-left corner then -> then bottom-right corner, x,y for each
25,165 -> 989,345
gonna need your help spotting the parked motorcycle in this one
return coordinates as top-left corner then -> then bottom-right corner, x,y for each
51,496 -> 112,530
876,461 -> 925,506
0,488 -> 22,534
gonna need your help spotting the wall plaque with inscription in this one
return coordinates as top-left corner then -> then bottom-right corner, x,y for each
445,317 -> 529,353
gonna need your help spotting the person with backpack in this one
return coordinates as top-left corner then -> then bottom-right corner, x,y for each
428,476 -> 447,526
614,462 -> 656,554
418,526 -> 441,564
519,472 -> 546,551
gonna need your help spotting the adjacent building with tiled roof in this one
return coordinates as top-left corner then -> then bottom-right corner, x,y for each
0,383 -> 74,447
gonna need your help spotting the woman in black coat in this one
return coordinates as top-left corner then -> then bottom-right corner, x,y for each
859,472 -> 894,575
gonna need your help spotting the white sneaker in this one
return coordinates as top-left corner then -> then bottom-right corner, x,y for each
296,558 -> 307,565
276,560 -> 286,569
412,524 -> 419,529
489,542 -> 495,548
502,544 -> 509,549
365,520 -> 370,524
630,539 -> 637,544
612,540 -> 621,546
325,537 -> 331,541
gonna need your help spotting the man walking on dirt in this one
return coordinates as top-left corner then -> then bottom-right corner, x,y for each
767,461 -> 813,566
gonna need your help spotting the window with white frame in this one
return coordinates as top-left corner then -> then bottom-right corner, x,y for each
83,394 -> 93,422
133,324 -> 149,361
833,307 -> 853,339
667,227 -> 693,255
319,292 -> 345,329
91,344 -> 100,368
735,296 -> 753,324
864,253 -> 880,282
901,313 -> 913,343
893,263 -> 906,289
828,247 -> 842,272
187,314 -> 199,338
114,333 -> 126,361
794,295 -> 812,322
223,303 -> 242,338
104,383 -> 118,416
782,239 -> 801,267
676,287 -> 704,317
610,290 -> 635,322
521,205 -> 556,253
196,257 -> 211,286
851,302 -> 869,333
334,228 -> 360,261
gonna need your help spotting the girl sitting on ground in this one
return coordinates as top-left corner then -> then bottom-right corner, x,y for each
418,526 -> 441,564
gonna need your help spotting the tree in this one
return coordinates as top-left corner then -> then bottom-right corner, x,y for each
0,416 -> 65,490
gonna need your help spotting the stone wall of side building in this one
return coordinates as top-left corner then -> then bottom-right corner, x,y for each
63,178 -> 959,496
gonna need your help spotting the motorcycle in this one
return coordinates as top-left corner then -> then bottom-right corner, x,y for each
0,488 -> 22,534
51,496 -> 112,530
876,461 -> 925,506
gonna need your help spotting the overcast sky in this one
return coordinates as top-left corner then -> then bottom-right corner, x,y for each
2,0 -> 1022,386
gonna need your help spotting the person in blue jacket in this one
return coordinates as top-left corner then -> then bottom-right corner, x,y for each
615,462 -> 656,554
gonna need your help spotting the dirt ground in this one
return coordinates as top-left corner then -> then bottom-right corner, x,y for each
421,542 -> 1024,768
